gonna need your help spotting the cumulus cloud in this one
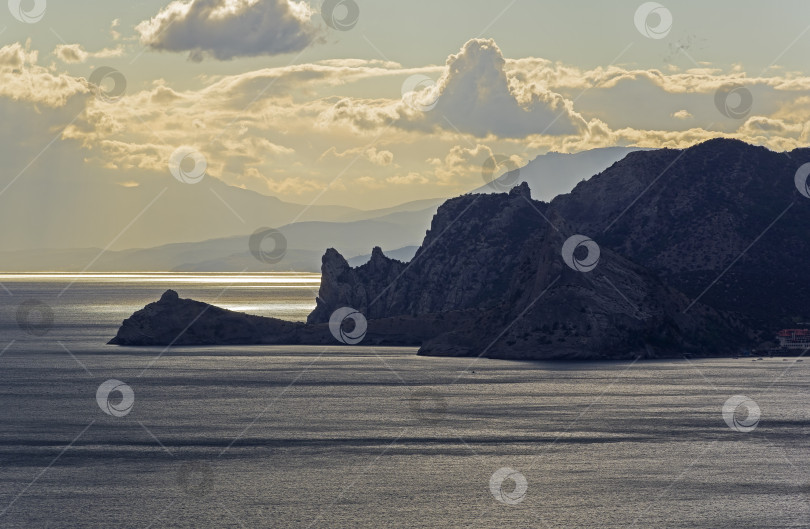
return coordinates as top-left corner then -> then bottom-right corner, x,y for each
0,43 -> 89,106
136,0 -> 317,61
672,109 -> 692,120
412,39 -> 586,138
0,43 -> 27,69
323,39 -> 588,139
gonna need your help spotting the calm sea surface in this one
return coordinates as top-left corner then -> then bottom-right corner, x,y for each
0,274 -> 807,528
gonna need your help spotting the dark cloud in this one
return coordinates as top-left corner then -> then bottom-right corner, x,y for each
136,0 -> 317,61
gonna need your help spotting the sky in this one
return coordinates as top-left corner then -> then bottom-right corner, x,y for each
2,0 -> 810,210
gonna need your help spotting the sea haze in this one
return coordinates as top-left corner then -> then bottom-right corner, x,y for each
0,276 -> 806,528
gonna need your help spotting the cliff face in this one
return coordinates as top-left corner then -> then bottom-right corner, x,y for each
550,138 -> 810,330
309,184 -> 541,323
309,182 -> 741,359
308,246 -> 407,323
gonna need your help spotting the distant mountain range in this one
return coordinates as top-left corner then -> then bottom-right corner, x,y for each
0,166 -> 446,250
0,197 -> 440,272
472,146 -> 643,201
346,246 -> 419,267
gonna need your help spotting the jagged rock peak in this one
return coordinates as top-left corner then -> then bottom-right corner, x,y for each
370,246 -> 385,260
322,247 -> 349,267
509,181 -> 531,197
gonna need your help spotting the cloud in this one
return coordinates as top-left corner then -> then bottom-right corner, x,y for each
93,47 -> 126,59
672,109 -> 692,120
412,39 -> 586,138
149,84 -> 184,104
0,42 -> 27,69
0,43 -> 89,106
323,39 -> 588,139
54,43 -> 125,64
3,35 -> 810,209
426,144 -> 523,186
54,44 -> 88,64
385,172 -> 428,185
136,0 -> 318,61
319,146 -> 394,166
110,19 -> 121,41
43,36 -> 810,200
507,60 -> 810,134
316,58 -> 402,69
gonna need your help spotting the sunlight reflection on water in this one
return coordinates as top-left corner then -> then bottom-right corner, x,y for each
0,273 -> 321,285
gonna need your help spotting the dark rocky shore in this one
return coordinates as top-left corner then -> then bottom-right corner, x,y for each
108,289 -> 473,348
110,140 -> 810,359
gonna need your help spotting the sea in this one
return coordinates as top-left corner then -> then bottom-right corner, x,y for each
0,273 -> 806,528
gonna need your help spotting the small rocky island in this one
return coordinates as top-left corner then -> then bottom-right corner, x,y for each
108,288 -> 462,348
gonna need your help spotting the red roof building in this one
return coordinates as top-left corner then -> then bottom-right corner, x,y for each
777,329 -> 810,350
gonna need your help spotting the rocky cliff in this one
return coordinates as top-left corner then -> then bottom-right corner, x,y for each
113,139 -> 800,359
111,183 -> 741,358
550,138 -> 810,332
309,184 -> 541,323
308,183 -> 742,359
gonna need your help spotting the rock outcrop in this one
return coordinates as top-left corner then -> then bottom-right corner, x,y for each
550,138 -> 810,333
308,246 -> 407,323
308,182 -> 742,359
109,289 -> 472,347
109,289 -> 306,346
309,184 -> 541,322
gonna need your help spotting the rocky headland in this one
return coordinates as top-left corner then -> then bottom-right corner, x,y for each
111,139 -> 810,359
